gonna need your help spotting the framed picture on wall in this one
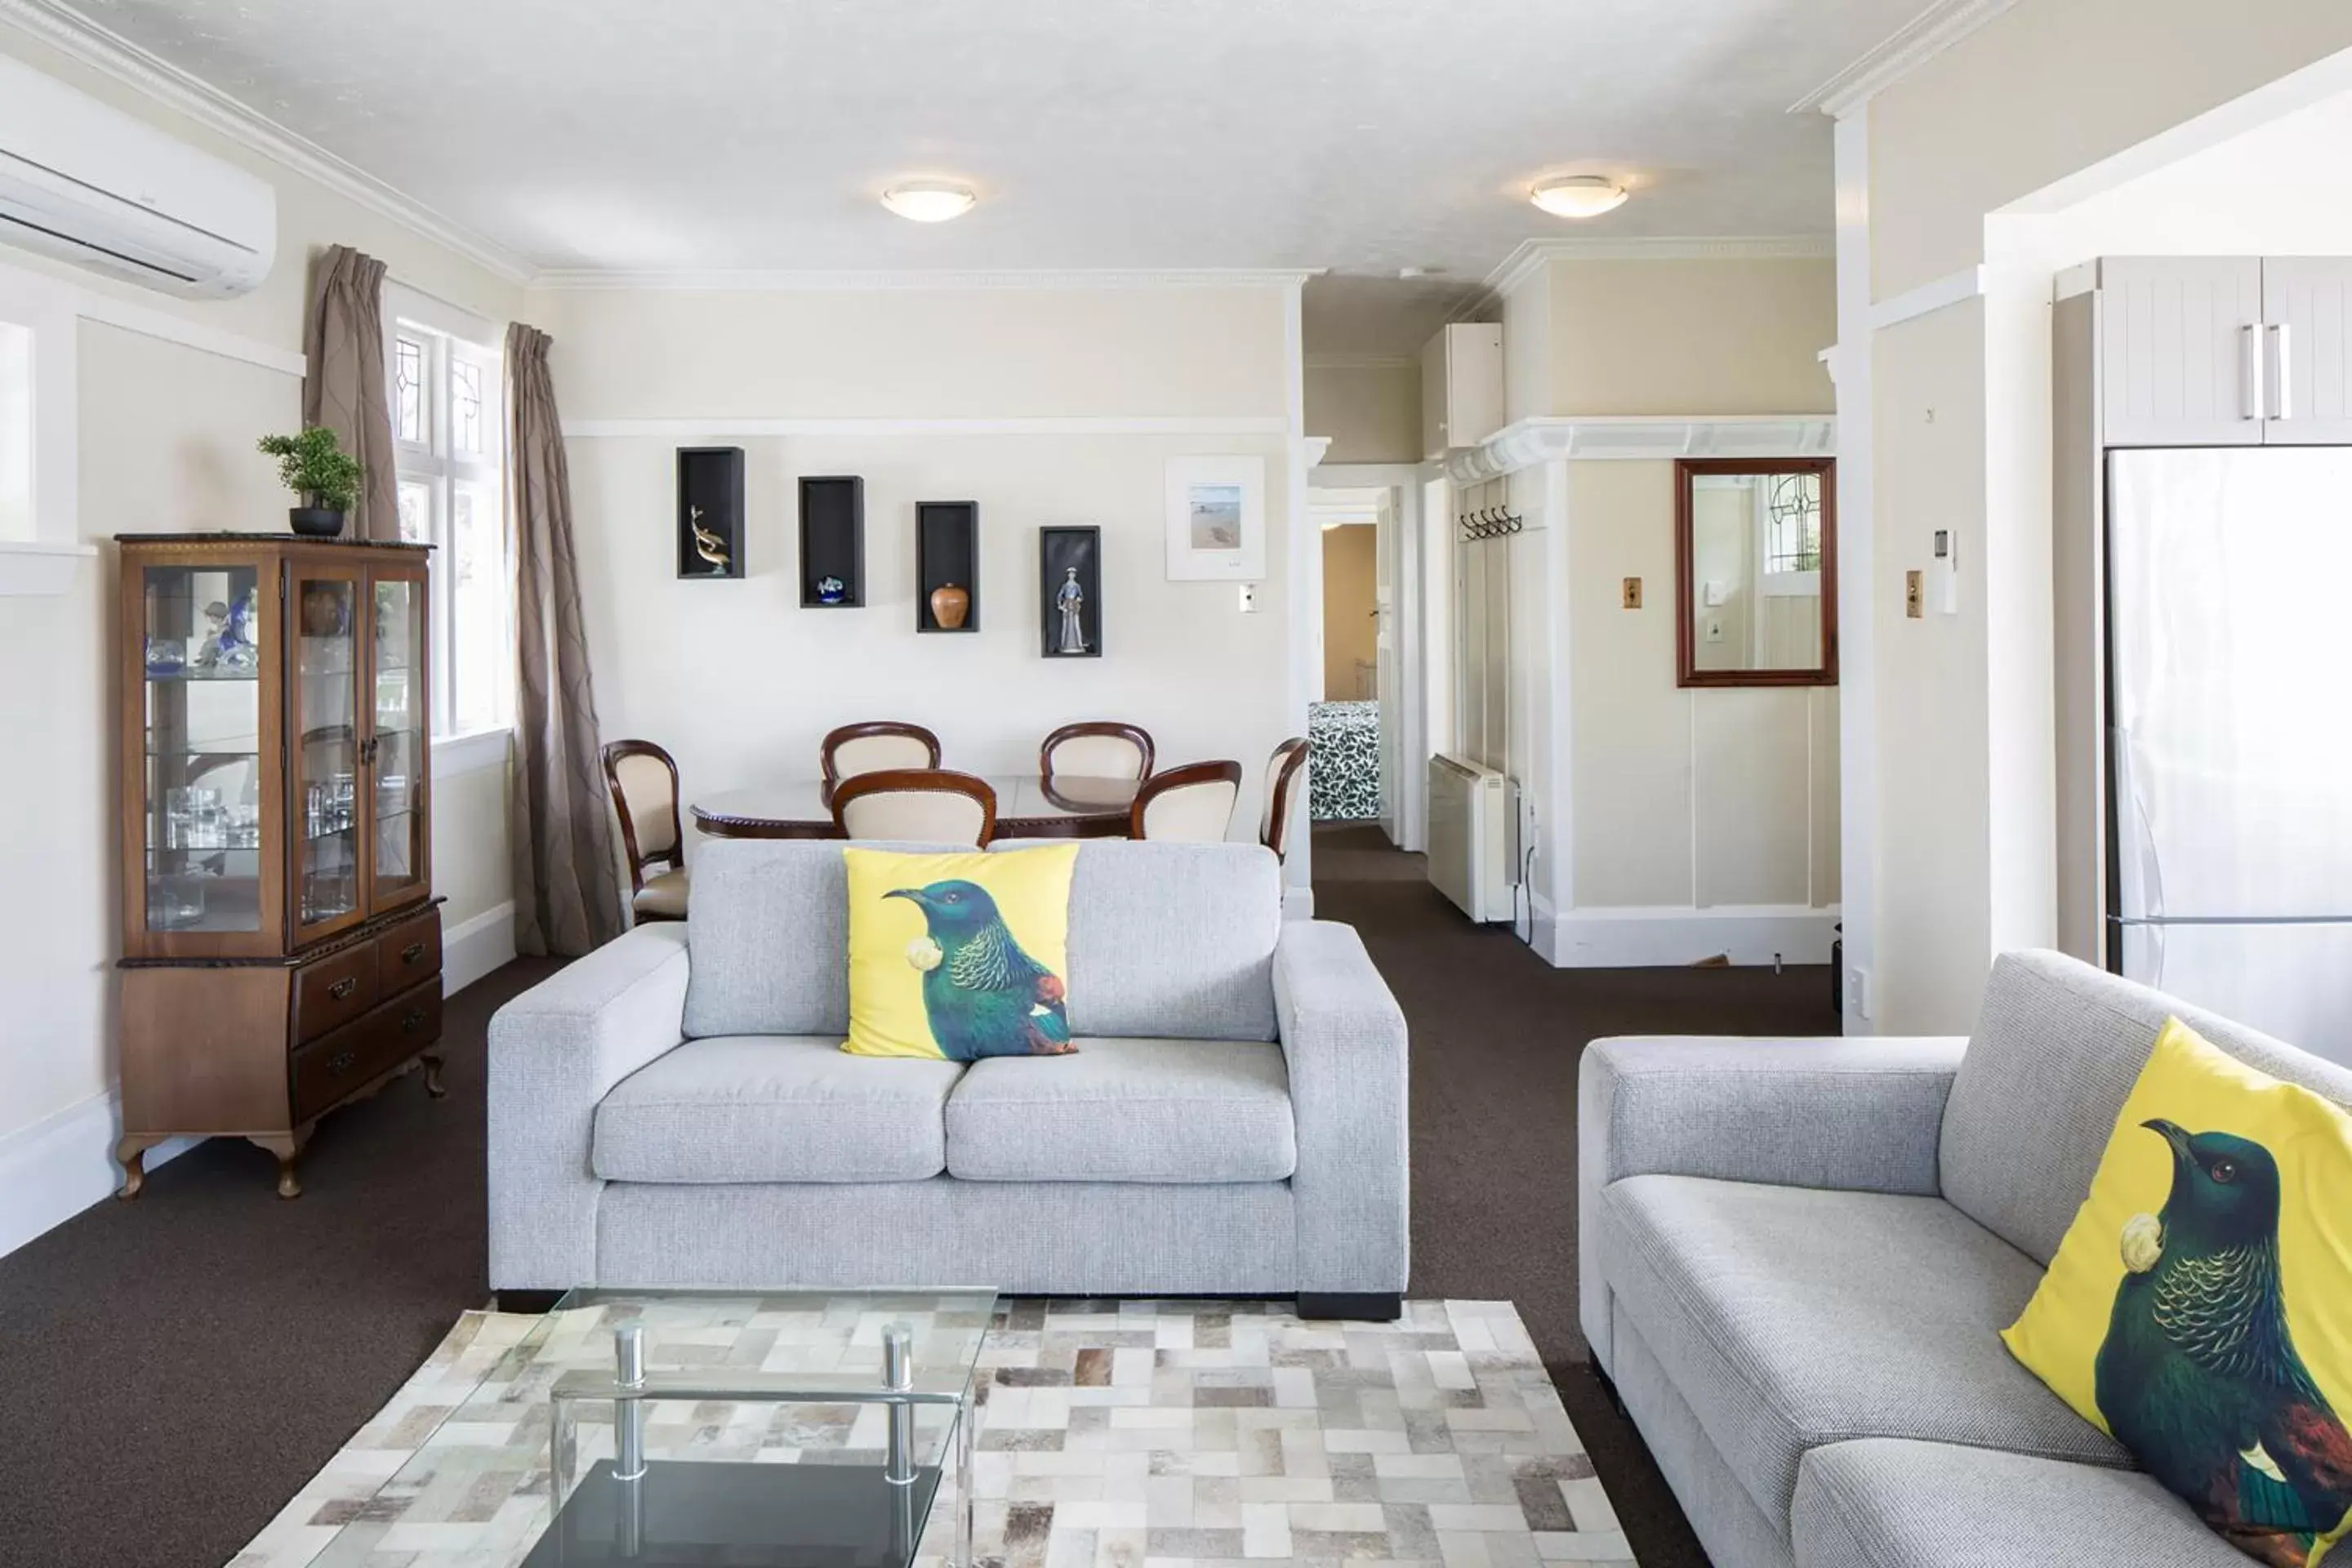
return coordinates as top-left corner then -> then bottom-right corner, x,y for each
1164,456 -> 1266,581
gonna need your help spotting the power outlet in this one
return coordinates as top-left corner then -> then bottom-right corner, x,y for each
1621,577 -> 1642,609
1847,966 -> 1873,1021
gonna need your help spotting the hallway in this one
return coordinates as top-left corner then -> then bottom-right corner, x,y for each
1312,822 -> 1842,1568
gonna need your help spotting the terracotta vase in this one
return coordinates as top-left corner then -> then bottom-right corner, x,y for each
929,582 -> 971,630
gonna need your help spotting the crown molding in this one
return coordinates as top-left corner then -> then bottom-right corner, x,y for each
530,266 -> 1323,292
1788,0 -> 2020,118
1303,352 -> 1417,371
0,0 -> 536,285
1445,414 -> 1836,483
1481,234 -> 1835,297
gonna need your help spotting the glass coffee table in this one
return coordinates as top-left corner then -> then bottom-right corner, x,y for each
309,1288 -> 996,1568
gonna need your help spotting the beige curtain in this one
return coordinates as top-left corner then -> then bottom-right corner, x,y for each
507,323 -> 625,956
301,245 -> 399,541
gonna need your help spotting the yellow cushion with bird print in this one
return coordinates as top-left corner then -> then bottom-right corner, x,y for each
840,844 -> 1080,1062
2002,1018 -> 2352,1568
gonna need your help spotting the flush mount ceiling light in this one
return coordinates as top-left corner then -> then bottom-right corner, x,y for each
1530,176 -> 1629,220
880,180 -> 978,222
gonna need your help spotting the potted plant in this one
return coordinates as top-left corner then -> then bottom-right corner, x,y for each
256,426 -> 365,538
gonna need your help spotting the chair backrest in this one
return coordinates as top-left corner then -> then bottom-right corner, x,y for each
602,739 -> 682,892
822,722 -> 942,790
831,768 -> 997,848
1129,760 -> 1243,843
1040,721 -> 1156,782
1259,737 -> 1310,859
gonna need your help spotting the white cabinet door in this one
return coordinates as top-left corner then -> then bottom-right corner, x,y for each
2100,257 -> 2265,447
2261,257 -> 2352,445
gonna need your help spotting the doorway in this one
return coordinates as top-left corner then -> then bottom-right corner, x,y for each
1308,465 -> 1425,852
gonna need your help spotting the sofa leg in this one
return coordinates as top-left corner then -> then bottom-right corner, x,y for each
1296,1293 -> 1401,1321
494,1289 -> 566,1314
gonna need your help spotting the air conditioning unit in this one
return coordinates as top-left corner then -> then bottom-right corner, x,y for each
1427,753 -> 1515,923
0,54 -> 274,299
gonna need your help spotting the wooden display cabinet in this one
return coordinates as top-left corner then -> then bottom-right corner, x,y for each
114,534 -> 445,1198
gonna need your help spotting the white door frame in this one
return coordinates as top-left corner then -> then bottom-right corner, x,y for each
1311,462 -> 1429,852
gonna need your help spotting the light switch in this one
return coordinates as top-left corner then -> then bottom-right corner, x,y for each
1237,583 -> 1258,613
1621,577 -> 1642,609
1704,617 -> 1725,644
1905,570 -> 1924,618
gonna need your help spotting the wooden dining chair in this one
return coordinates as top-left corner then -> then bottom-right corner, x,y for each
821,722 -> 942,792
1259,737 -> 1310,860
1128,760 -> 1244,844
602,739 -> 689,922
831,768 -> 998,848
1040,721 -> 1156,783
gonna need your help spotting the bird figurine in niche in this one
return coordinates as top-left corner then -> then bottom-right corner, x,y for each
2095,1120 -> 2352,1566
885,880 -> 1072,1061
688,506 -> 731,574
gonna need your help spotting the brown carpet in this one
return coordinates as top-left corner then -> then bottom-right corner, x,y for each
0,829 -> 1836,1567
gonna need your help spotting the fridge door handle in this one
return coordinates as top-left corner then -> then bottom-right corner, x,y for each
2270,323 -> 2294,421
2244,324 -> 2269,421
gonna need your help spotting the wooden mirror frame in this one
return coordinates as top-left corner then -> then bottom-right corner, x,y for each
1673,457 -> 1838,688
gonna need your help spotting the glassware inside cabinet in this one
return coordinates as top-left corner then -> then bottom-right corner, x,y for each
294,574 -> 361,929
371,574 -> 427,905
141,564 -> 264,933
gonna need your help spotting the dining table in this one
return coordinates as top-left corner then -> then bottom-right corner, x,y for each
691,773 -> 1144,840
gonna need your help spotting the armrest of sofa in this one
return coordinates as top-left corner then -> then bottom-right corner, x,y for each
1273,920 -> 1409,1296
1576,1034 -> 1967,1369
487,923 -> 692,1290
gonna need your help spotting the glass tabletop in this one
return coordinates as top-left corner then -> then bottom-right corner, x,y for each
694,775 -> 1140,829
298,1288 -> 998,1568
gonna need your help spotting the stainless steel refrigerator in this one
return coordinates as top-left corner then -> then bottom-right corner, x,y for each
2107,447 -> 2352,1065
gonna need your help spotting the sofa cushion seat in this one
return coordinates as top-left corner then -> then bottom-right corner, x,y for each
1598,1174 -> 2129,1535
1791,1439 -> 2245,1568
594,1036 -> 963,1183
945,1037 -> 1295,1183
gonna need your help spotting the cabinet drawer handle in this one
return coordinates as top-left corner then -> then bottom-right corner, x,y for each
402,1009 -> 428,1034
400,941 -> 427,964
328,1049 -> 358,1076
328,977 -> 359,1000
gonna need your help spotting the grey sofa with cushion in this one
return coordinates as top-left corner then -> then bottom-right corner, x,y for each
488,838 -> 1408,1316
1579,948 -> 2352,1567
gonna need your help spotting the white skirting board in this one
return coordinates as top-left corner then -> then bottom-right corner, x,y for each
1530,901 -> 1841,968
0,899 -> 520,1263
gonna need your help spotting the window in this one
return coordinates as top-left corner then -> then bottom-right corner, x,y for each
386,288 -> 507,740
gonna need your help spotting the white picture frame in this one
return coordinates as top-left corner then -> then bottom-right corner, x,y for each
1164,455 -> 1267,581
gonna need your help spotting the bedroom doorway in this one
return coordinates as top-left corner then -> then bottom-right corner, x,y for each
1307,466 -> 1423,851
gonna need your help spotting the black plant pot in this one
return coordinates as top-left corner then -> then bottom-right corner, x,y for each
288,506 -> 345,538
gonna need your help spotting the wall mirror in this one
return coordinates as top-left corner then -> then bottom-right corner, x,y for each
1674,457 -> 1837,688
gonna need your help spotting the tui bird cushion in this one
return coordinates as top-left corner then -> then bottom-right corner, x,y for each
840,844 -> 1080,1062
2003,1018 -> 2352,1567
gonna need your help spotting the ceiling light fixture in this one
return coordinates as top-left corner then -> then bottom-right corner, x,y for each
1530,176 -> 1628,220
881,180 -> 978,222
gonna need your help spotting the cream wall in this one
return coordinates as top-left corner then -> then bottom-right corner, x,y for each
0,29 -> 523,1159
1852,4 -> 2352,1033
1303,363 -> 1420,465
1548,259 -> 1838,416
1321,523 -> 1378,699
1494,255 -> 1839,963
530,283 -> 1298,856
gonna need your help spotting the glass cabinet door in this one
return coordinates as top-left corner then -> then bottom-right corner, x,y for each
368,568 -> 430,911
139,560 -> 270,941
291,564 -> 365,941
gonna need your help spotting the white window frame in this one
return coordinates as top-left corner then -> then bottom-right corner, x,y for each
385,283 -> 507,745
0,260 -> 89,595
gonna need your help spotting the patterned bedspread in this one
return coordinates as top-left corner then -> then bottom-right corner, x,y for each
1308,699 -> 1382,822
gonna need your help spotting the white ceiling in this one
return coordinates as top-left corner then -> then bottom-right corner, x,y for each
65,0 -> 1918,353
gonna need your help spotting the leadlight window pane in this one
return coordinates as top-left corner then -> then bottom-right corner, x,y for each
394,336 -> 425,444
451,359 -> 483,456
1765,472 -> 1822,574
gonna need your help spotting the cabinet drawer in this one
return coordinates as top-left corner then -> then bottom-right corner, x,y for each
292,979 -> 442,1124
374,909 -> 442,993
292,943 -> 377,1045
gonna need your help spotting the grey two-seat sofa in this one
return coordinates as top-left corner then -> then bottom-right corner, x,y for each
488,838 -> 1408,1317
1580,949 -> 2352,1567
